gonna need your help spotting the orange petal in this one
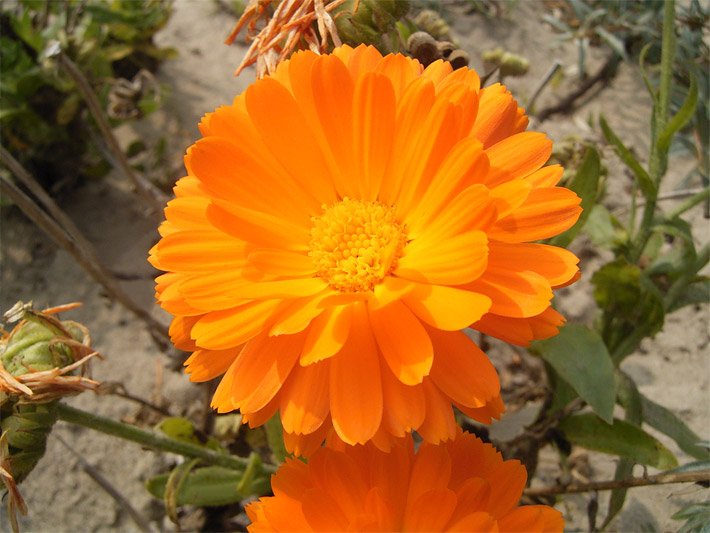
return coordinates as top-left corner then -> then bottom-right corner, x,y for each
456,394 -> 505,424
485,459 -> 528,518
403,283 -> 491,331
245,77 -> 337,205
470,83 -> 521,148
428,329 -> 500,408
169,315 -> 199,351
184,348 -> 237,382
498,506 -> 565,532
329,304 -> 383,445
379,359 -> 426,437
151,230 -> 247,272
247,249 -> 316,278
308,449 -> 369,519
352,72 -> 396,200
473,307 -> 566,346
191,301 -> 281,350
446,512 -> 497,532
300,305 -> 352,365
268,290 -> 333,336
396,230 -> 488,285
467,269 -> 553,318
279,359 -> 330,435
405,138 -> 490,236
283,422 -> 330,457
403,489 -> 457,532
369,300 -> 433,385
418,379 -> 459,443
300,488 -> 349,531
484,132 -> 552,187
525,164 -> 564,187
487,242 -> 580,287
231,333 -> 303,413
406,442 -> 452,507
488,187 -> 582,242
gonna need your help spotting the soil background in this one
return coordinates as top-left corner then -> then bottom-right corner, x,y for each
1,1 -> 708,531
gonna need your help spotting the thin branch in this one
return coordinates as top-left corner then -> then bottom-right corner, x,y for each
526,60 -> 563,113
0,146 -> 102,264
525,469 -> 710,497
56,403 -> 278,474
0,174 -> 169,345
534,54 -> 619,123
55,434 -> 155,533
56,53 -> 167,213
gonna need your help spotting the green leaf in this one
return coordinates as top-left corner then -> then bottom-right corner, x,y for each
600,115 -> 656,200
596,26 -> 628,60
156,417 -> 222,451
146,465 -> 269,507
560,414 -> 678,469
533,324 -> 615,424
638,394 -> 710,461
583,204 -> 625,250
673,502 -> 710,533
668,279 -> 710,312
549,146 -> 602,247
265,414 -> 288,464
657,75 -> 698,155
665,460 -> 710,475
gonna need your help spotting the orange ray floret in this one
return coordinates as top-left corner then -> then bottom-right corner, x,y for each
149,44 -> 581,452
245,431 -> 564,532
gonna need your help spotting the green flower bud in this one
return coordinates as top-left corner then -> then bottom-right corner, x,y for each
413,9 -> 451,41
1,402 -> 58,483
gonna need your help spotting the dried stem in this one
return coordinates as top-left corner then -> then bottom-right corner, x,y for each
55,434 -> 154,533
56,53 -> 167,213
0,174 -> 169,345
525,469 -> 710,497
534,54 -> 619,122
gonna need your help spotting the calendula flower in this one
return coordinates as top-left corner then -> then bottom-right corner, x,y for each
246,431 -> 564,532
149,44 -> 581,452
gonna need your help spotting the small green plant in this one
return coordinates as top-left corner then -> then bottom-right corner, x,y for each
0,0 -> 174,191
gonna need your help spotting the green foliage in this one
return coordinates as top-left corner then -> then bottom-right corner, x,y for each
549,146 -> 602,248
146,463 -> 271,508
0,0 -> 173,189
559,414 -> 678,470
673,502 -> 710,533
533,324 -> 615,423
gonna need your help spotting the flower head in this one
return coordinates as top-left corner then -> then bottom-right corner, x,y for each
246,431 -> 564,532
149,44 -> 581,452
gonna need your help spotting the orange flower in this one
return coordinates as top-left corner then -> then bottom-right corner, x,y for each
246,431 -> 564,532
149,44 -> 581,451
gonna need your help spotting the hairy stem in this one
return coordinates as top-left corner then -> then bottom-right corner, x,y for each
56,403 -> 277,474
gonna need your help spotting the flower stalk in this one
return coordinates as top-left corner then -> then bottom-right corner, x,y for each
55,403 -> 277,474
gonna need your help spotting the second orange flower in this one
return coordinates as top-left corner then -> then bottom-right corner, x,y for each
149,44 -> 581,453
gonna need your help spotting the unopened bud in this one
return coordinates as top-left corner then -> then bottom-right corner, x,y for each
413,9 -> 451,41
407,31 -> 440,66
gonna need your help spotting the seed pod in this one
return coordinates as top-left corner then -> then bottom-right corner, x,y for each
413,9 -> 451,41
334,0 -> 410,47
500,52 -> 530,77
437,41 -> 456,59
448,49 -> 470,70
407,31 -> 440,66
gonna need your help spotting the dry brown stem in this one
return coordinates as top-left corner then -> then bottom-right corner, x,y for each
525,469 -> 710,497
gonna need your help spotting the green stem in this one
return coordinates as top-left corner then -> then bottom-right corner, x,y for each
56,403 -> 277,474
631,0 -> 676,263
667,187 -> 710,219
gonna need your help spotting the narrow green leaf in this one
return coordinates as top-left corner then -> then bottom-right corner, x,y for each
657,75 -> 699,154
549,146 -> 602,247
665,460 -> 710,475
603,372 -> 643,528
533,324 -> 615,423
637,394 -> 710,461
600,115 -> 657,200
583,204 -> 626,249
596,26 -> 628,60
560,414 -> 679,469
668,279 -> 710,312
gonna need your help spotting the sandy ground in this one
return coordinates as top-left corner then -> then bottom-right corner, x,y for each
1,1 -> 708,531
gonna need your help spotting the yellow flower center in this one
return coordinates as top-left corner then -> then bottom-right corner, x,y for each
309,197 -> 407,293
